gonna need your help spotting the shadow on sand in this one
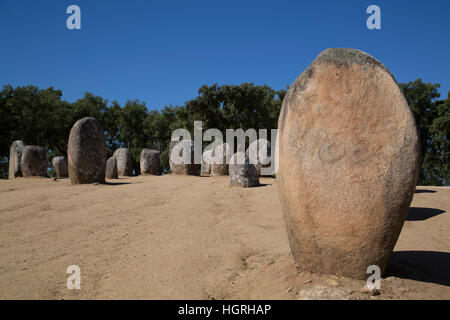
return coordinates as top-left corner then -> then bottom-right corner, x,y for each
414,189 -> 437,194
102,181 -> 133,186
406,207 -> 446,221
385,251 -> 450,286
254,183 -> 271,187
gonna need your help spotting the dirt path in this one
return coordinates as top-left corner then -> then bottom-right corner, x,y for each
0,176 -> 448,299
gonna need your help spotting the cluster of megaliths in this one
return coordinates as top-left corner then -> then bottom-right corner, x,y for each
8,117 -> 163,183
8,116 -> 265,186
7,49 -> 420,280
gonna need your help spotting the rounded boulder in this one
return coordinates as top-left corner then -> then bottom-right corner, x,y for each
169,139 -> 200,175
114,148 -> 133,176
140,149 -> 160,175
52,156 -> 68,178
21,145 -> 47,177
277,48 -> 420,279
68,117 -> 106,184
211,143 -> 232,176
229,152 -> 259,187
106,156 -> 118,179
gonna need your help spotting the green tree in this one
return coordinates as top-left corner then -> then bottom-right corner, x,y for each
400,79 -> 449,185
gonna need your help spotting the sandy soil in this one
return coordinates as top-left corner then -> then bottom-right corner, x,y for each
0,175 -> 448,300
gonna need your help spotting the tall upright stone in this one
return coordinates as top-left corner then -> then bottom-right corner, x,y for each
140,149 -> 160,175
113,148 -> 133,176
277,48 -> 420,279
68,117 -> 106,184
52,156 -> 68,178
106,156 -> 118,179
169,139 -> 200,175
201,149 -> 213,175
21,145 -> 47,177
8,140 -> 26,179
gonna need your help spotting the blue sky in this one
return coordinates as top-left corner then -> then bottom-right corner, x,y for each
0,0 -> 449,110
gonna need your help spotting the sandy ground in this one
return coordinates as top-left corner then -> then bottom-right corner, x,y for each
0,175 -> 448,300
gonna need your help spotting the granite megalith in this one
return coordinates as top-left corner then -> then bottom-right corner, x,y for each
229,152 -> 259,187
8,140 -> 26,179
52,156 -> 68,178
68,117 -> 106,184
201,149 -> 213,175
21,145 -> 47,177
113,148 -> 133,176
169,139 -> 200,175
277,48 -> 420,279
106,156 -> 118,179
140,149 -> 160,175
211,143 -> 232,176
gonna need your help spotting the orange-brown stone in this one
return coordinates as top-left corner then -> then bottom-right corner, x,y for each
277,48 -> 420,279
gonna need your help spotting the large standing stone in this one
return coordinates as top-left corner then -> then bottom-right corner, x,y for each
113,148 -> 133,176
106,156 -> 118,179
140,149 -> 160,175
211,143 -> 232,176
201,149 -> 213,175
8,140 -> 26,179
169,139 -> 200,175
277,48 -> 420,279
21,145 -> 47,177
229,152 -> 259,187
246,139 -> 272,176
52,156 -> 68,178
68,117 -> 106,184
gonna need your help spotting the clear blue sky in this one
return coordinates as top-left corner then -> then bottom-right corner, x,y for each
1,0 -> 449,110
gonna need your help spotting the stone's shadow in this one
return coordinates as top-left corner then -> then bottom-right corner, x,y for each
415,189 -> 437,193
254,183 -> 270,188
406,207 -> 446,221
385,251 -> 450,287
102,181 -> 133,186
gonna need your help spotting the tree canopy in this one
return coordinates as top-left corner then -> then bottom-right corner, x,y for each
0,80 -> 448,185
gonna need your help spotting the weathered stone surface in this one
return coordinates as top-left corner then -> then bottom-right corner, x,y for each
68,117 -> 106,184
211,143 -> 232,176
201,149 -> 212,175
8,140 -> 26,179
106,156 -> 118,179
113,148 -> 133,176
21,145 -> 47,177
169,139 -> 200,175
52,156 -> 68,178
229,152 -> 259,187
140,149 -> 160,175
246,139 -> 272,176
277,48 -> 420,279
275,133 -> 280,176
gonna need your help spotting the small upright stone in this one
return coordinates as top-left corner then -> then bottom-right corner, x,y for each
169,139 -> 200,175
140,149 -> 160,175
114,148 -> 133,176
211,143 -> 232,176
277,48 -> 420,279
68,117 -> 106,184
106,156 -> 118,179
21,145 -> 47,177
52,156 -> 68,178
8,140 -> 26,179
201,149 -> 213,175
229,152 -> 259,187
